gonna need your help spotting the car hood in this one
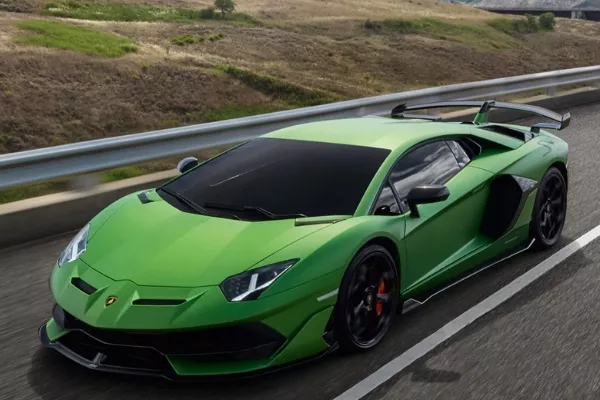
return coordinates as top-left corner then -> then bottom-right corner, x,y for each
81,192 -> 336,287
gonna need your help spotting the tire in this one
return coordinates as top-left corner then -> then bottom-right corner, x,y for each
334,244 -> 399,353
530,166 -> 567,250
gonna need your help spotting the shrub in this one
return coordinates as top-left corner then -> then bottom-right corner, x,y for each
525,14 -> 538,32
539,12 -> 556,31
171,33 -> 196,45
364,19 -> 381,31
214,0 -> 235,18
207,33 -> 225,41
199,7 -> 215,19
487,17 -> 538,35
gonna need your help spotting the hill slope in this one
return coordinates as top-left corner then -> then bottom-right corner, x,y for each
0,1 -> 600,154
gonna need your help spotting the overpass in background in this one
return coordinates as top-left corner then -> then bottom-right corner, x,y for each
478,5 -> 600,21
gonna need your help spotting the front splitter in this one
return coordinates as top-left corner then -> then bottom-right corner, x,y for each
39,322 -> 339,381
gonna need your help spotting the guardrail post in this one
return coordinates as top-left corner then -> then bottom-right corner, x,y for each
546,86 -> 557,97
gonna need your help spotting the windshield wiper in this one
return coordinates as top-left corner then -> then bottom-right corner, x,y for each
204,202 -> 307,220
158,187 -> 207,215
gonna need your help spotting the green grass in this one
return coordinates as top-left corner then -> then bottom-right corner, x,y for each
207,33 -> 225,41
16,20 -> 137,57
486,16 -> 539,36
171,33 -> 196,45
0,181 -> 66,204
217,65 -> 343,107
203,104 -> 290,122
0,165 -> 161,204
171,32 -> 225,45
364,17 -> 523,50
42,0 -> 261,25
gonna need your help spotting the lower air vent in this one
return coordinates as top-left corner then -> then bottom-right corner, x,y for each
132,299 -> 185,306
71,278 -> 97,295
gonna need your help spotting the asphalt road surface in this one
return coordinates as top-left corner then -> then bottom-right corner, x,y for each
3,102 -> 600,400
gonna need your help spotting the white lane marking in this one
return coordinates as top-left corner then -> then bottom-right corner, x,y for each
317,289 -> 339,302
334,224 -> 600,400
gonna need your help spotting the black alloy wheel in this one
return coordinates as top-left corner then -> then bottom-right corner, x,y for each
531,167 -> 567,250
335,245 -> 399,352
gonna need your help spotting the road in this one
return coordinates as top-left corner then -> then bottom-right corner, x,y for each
2,101 -> 600,400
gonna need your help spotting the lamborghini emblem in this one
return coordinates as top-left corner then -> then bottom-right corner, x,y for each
105,296 -> 118,307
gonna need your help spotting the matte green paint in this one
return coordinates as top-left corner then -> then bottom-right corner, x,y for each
43,116 -> 569,376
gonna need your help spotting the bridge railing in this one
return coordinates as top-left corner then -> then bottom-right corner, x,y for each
1,65 -> 600,191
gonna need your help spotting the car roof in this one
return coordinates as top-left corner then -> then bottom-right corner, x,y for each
263,117 -> 471,151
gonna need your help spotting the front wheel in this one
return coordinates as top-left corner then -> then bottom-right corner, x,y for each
530,166 -> 567,250
334,245 -> 399,352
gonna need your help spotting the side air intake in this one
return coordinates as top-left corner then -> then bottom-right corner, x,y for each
480,175 -> 538,240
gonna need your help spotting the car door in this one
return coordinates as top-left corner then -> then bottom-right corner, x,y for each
386,139 -> 494,295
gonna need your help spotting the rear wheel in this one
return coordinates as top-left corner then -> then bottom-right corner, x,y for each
530,167 -> 567,250
334,245 -> 399,352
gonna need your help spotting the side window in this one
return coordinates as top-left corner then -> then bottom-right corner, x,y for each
447,140 -> 471,168
389,141 -> 461,207
374,184 -> 400,214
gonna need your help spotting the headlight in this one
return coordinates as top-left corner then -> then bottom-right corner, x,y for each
220,259 -> 298,301
58,224 -> 90,267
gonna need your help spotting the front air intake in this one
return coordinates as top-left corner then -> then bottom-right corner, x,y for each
71,278 -> 97,295
132,299 -> 186,306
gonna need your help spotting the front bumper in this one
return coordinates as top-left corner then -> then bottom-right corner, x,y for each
40,304 -> 336,378
44,259 -> 341,377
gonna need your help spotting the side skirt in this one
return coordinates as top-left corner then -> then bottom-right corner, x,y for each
400,238 -> 535,314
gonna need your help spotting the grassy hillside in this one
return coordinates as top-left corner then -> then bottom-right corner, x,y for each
1,0 -> 600,202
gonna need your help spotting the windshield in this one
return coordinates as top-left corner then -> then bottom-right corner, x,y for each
159,138 -> 390,220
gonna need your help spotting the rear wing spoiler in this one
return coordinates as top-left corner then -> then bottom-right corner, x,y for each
391,100 -> 571,132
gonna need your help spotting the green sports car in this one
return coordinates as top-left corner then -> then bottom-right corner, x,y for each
40,100 -> 570,378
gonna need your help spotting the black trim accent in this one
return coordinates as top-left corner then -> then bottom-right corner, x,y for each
479,100 -> 494,113
40,324 -> 174,379
137,191 -> 152,204
50,307 -> 286,361
390,112 -> 441,121
458,137 -> 483,158
39,323 -> 339,381
52,304 -> 66,329
479,124 -> 534,142
294,217 -> 348,226
132,299 -> 186,306
71,278 -> 97,295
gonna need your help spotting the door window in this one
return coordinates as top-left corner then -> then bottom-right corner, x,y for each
388,141 -> 461,208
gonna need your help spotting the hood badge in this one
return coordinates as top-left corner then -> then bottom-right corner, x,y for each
105,296 -> 118,307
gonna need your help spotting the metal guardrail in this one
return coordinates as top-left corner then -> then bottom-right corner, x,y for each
1,65 -> 600,191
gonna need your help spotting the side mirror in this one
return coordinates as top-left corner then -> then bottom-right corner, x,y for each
406,185 -> 450,218
177,157 -> 199,174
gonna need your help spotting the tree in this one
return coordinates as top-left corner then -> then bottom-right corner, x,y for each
214,0 -> 235,18
538,12 -> 556,31
525,14 -> 538,33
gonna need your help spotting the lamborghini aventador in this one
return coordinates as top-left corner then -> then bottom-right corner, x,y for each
40,100 -> 570,378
